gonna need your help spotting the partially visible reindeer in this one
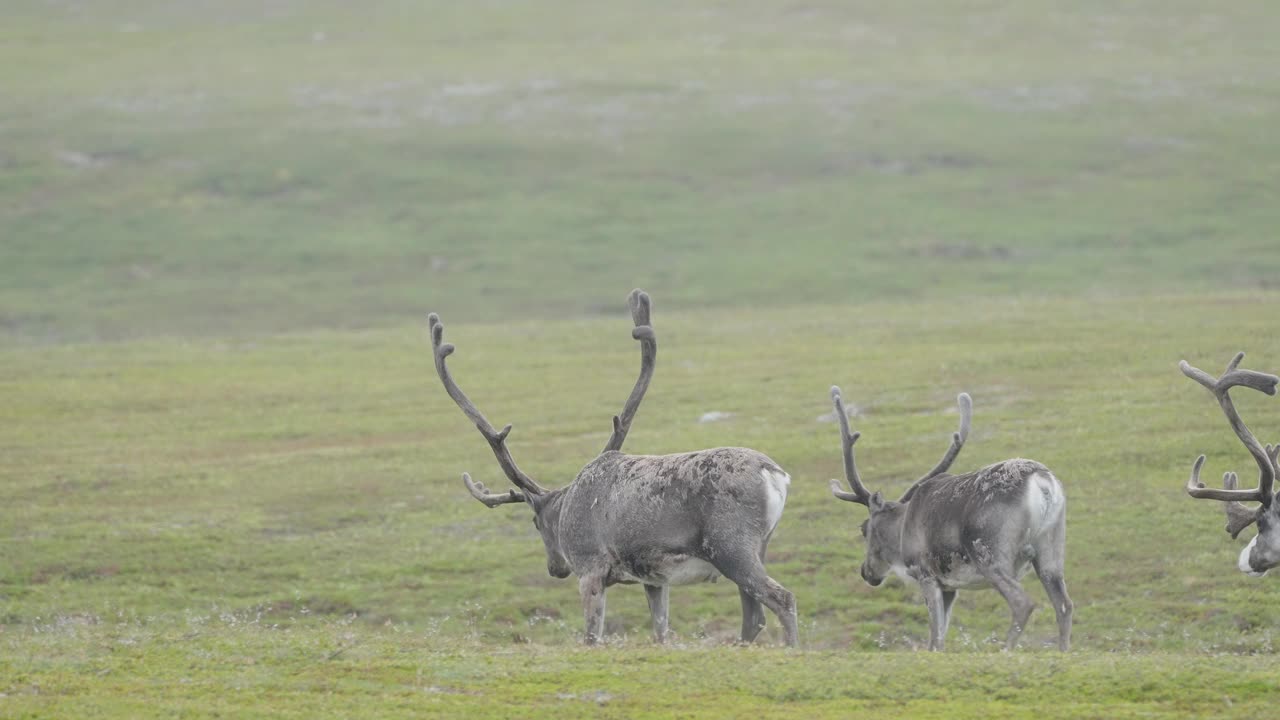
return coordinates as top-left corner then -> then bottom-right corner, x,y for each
827,386 -> 1072,651
1179,352 -> 1280,577
429,290 -> 797,646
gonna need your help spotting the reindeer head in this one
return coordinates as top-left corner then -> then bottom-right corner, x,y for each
1241,504 -> 1280,577
829,386 -> 972,587
456,471 -> 572,578
855,493 -> 906,586
1181,353 -> 1280,577
429,290 -> 656,579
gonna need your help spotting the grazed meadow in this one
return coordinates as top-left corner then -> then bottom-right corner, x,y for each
3,1 -> 1280,717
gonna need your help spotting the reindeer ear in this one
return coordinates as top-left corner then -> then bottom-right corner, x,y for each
869,491 -> 886,513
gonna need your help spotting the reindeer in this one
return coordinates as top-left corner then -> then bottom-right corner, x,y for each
827,386 -> 1072,651
1179,352 -> 1280,577
428,290 -> 797,646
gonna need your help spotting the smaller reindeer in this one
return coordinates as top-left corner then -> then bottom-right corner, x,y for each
828,386 -> 1071,651
1180,352 -> 1280,577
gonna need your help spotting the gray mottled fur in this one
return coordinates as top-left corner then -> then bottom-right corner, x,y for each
830,387 -> 1072,651
433,290 -> 797,646
533,447 -> 797,645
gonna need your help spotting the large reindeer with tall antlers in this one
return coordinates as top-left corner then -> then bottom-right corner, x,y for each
828,386 -> 1072,651
428,290 -> 797,646
1180,352 -> 1280,577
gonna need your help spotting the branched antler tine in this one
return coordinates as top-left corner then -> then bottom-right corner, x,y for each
603,289 -> 657,453
429,314 -> 547,495
918,392 -> 973,481
1220,471 -> 1260,539
830,386 -> 872,505
462,473 -> 526,508
1180,354 -> 1278,507
1184,454 -> 1260,501
1185,454 -> 1268,504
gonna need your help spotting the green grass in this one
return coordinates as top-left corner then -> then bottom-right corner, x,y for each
3,1 -> 1280,342
6,630 -> 1280,718
5,1 -> 1280,717
5,295 -> 1280,716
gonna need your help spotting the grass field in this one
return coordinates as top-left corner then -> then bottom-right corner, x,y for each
3,0 -> 1280,342
4,1 -> 1280,717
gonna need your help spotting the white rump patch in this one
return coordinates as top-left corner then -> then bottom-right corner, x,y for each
1025,471 -> 1065,534
761,468 -> 790,534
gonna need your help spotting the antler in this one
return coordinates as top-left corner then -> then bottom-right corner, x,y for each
829,385 -> 873,505
429,313 -> 548,497
1220,470 -> 1264,539
894,393 -> 974,503
1181,352 -> 1278,509
462,472 -> 527,508
917,393 -> 973,481
603,289 -> 657,453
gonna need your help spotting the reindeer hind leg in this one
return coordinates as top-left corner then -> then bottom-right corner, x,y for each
977,565 -> 1035,651
739,588 -> 767,643
738,539 -> 770,643
711,550 -> 797,647
1033,521 -> 1072,651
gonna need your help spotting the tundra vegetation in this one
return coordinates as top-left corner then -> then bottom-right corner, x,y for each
4,1 -> 1280,718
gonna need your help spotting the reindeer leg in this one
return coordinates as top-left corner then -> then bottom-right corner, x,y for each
1036,572 -> 1072,652
712,550 -> 797,647
940,590 -> 958,645
977,565 -> 1035,651
579,573 -> 608,645
739,588 -> 767,643
919,579 -> 947,651
1033,522 -> 1072,651
738,543 -> 769,643
643,584 -> 670,644
757,575 -> 798,647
